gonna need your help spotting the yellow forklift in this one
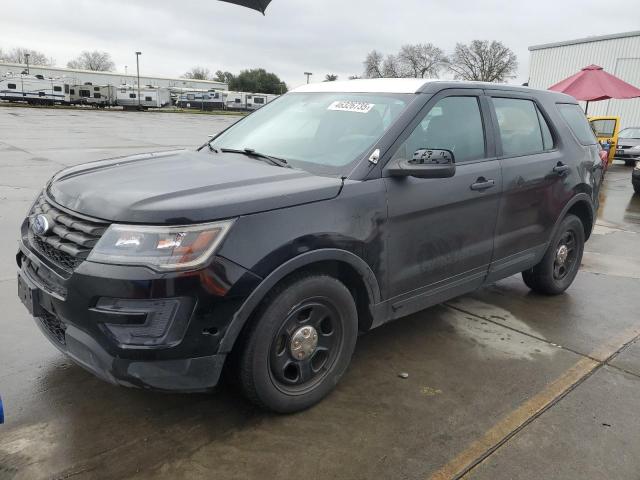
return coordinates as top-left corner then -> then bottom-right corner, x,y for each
588,116 -> 620,164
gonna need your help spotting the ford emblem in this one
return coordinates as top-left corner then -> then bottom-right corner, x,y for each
30,214 -> 53,236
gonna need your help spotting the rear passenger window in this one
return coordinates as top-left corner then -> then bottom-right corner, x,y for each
557,104 -> 596,145
537,108 -> 554,150
493,98 -> 546,156
393,96 -> 486,163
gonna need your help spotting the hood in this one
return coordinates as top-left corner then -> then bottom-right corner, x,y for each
47,150 -> 343,223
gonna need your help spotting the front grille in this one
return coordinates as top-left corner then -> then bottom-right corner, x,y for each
38,312 -> 67,345
28,196 -> 109,273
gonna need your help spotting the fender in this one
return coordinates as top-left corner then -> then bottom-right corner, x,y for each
218,248 -> 382,353
548,193 -> 595,246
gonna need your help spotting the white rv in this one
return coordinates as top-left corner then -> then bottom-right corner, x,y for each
245,93 -> 278,110
225,91 -> 247,110
176,90 -> 225,110
0,74 -> 70,105
70,84 -> 116,107
116,85 -> 171,109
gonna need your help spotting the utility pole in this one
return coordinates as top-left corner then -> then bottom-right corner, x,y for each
304,72 -> 313,84
24,53 -> 30,75
135,52 -> 142,109
125,65 -> 128,75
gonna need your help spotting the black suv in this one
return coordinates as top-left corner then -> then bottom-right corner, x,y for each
17,79 -> 603,412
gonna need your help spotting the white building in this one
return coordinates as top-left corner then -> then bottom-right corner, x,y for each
0,62 -> 227,92
528,30 -> 640,129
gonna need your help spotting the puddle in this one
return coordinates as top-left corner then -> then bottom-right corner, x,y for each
581,251 -> 640,279
442,303 -> 557,360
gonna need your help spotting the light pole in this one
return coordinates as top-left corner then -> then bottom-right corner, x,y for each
135,52 -> 142,109
304,72 -> 313,84
24,53 -> 30,75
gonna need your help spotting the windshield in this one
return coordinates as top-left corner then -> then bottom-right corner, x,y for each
619,128 -> 640,139
210,92 -> 412,175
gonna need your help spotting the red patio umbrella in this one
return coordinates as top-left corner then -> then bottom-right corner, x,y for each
548,64 -> 640,113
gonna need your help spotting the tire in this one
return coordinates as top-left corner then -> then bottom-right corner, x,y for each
522,214 -> 585,295
634,183 -> 640,196
236,274 -> 358,413
625,160 -> 636,166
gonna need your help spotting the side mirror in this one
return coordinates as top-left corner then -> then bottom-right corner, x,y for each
387,149 -> 456,179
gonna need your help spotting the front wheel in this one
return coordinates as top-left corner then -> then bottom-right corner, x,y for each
522,214 -> 585,295
236,274 -> 358,413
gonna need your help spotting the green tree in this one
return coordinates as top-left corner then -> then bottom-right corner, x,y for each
229,68 -> 287,94
214,70 -> 235,84
324,74 -> 338,82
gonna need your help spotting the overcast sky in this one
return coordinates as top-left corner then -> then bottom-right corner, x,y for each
1,0 -> 638,88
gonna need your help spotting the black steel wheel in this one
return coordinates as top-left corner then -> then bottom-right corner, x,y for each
522,214 -> 585,295
269,298 -> 343,394
236,274 -> 358,413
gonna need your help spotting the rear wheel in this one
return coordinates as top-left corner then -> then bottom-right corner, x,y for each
236,274 -> 358,413
522,214 -> 585,295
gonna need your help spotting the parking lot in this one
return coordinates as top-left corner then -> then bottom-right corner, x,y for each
1,106 -> 640,479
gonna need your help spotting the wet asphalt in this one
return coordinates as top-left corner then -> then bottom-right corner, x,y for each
1,106 -> 640,480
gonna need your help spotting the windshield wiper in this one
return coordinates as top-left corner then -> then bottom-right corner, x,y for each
220,148 -> 290,168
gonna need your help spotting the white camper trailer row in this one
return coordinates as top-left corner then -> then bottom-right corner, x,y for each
116,85 -> 172,109
0,75 -> 70,105
222,91 -> 278,111
0,75 -> 171,109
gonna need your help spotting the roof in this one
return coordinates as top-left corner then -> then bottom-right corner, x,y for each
292,78 -> 433,94
0,61 -> 227,87
529,30 -> 640,51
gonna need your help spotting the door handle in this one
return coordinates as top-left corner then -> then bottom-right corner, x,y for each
470,178 -> 496,191
553,163 -> 570,175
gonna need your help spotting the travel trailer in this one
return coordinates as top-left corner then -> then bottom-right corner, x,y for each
245,93 -> 278,110
0,74 -> 70,104
176,90 -> 225,110
69,84 -> 116,107
116,85 -> 171,109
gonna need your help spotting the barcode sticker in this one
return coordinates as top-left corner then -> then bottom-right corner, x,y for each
328,101 -> 375,113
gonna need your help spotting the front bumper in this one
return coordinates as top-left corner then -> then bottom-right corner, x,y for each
17,235 -> 262,392
614,150 -> 640,160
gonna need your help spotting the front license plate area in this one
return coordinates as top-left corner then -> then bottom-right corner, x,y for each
18,273 -> 43,317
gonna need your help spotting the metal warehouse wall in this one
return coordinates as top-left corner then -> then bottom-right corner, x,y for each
529,31 -> 640,130
0,62 -> 228,91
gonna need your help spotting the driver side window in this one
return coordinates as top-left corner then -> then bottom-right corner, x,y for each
392,96 -> 486,163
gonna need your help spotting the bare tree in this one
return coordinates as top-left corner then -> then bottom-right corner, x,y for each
183,66 -> 212,80
397,43 -> 446,78
382,55 -> 402,78
363,50 -> 384,78
67,51 -> 115,71
1,47 -> 53,66
447,40 -> 518,82
324,74 -> 338,82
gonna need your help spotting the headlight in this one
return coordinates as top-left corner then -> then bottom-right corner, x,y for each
88,220 -> 234,271
635,162 -> 640,170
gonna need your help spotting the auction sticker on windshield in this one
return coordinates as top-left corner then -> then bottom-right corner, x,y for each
328,101 -> 375,113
